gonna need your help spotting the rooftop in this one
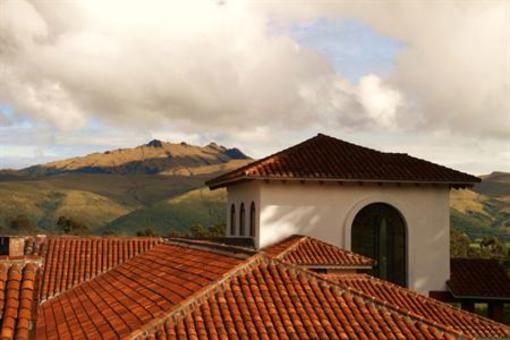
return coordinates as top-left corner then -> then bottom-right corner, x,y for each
448,258 -> 510,300
0,235 -> 508,339
262,234 -> 374,268
207,133 -> 480,189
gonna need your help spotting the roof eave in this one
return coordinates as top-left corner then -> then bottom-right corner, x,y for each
447,283 -> 510,301
207,176 -> 479,190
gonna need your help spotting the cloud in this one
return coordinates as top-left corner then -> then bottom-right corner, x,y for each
0,0 -> 508,140
260,0 -> 510,137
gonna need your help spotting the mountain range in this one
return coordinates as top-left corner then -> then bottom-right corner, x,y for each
0,140 -> 251,235
0,140 -> 509,240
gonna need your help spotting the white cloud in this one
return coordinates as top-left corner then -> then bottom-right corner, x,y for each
0,0 -> 508,172
0,0 -> 404,133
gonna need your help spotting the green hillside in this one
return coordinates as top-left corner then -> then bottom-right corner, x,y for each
450,172 -> 510,242
102,187 -> 226,235
0,180 -> 134,233
0,139 -> 251,235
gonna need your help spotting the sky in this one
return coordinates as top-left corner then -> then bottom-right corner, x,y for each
0,0 -> 509,175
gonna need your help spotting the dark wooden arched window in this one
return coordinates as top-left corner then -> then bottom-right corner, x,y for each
230,204 -> 236,236
249,202 -> 256,237
239,203 -> 246,236
351,203 -> 407,287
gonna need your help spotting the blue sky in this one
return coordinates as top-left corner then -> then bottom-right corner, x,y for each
290,18 -> 403,83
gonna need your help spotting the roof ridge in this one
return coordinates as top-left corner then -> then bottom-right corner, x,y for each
269,259 -> 469,338
272,235 -> 308,260
45,235 -> 163,240
337,273 -> 510,332
300,235 -> 374,265
129,253 -> 266,339
165,238 -> 257,259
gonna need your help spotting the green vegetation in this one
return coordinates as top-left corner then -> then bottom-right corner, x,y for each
450,172 -> 510,242
102,187 -> 227,235
57,216 -> 89,235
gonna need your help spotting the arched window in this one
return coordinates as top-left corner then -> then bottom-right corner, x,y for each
351,203 -> 407,287
239,203 -> 246,236
230,204 -> 236,236
249,202 -> 256,237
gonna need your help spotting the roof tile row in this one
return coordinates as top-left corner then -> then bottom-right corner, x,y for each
35,242 -> 245,339
324,273 -> 510,338
38,237 -> 161,301
0,263 -> 38,340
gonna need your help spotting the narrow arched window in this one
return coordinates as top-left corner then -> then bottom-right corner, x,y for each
239,203 -> 246,236
249,202 -> 256,237
230,204 -> 236,236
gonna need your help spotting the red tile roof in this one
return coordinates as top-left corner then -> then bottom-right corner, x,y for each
0,263 -> 39,340
207,133 -> 480,189
35,241 -> 247,339
38,236 -> 161,301
263,235 -> 374,268
324,273 -> 510,338
448,258 -> 510,299
144,258 -> 464,340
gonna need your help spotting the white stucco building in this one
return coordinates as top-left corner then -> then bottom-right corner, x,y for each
206,133 -> 480,295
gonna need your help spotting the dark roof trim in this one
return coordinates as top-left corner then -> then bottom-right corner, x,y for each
446,281 -> 510,301
208,175 -> 477,190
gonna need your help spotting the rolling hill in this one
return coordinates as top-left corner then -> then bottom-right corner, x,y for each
0,140 -> 251,235
450,172 -> 510,241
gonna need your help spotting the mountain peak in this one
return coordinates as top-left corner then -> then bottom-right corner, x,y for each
146,139 -> 164,148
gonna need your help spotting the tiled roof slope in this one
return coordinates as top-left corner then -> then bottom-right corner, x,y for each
35,241 -> 246,339
448,258 -> 510,299
263,235 -> 374,268
0,263 -> 38,340
207,133 -> 480,188
146,258 -> 464,340
324,273 -> 510,338
39,237 -> 161,301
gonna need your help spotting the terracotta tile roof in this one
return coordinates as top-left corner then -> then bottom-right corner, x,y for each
324,273 -> 510,338
448,258 -> 510,299
207,133 -> 480,189
38,236 -> 161,301
144,258 -> 464,340
0,263 -> 39,340
262,235 -> 374,268
35,241 -> 246,339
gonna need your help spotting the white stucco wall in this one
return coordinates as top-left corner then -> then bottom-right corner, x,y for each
226,182 -> 261,245
250,181 -> 450,295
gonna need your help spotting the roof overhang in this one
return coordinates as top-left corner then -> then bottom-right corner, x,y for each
207,176 -> 478,190
446,282 -> 510,301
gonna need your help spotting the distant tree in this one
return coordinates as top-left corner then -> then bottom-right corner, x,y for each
189,224 -> 209,238
167,230 -> 187,238
208,223 -> 226,237
478,237 -> 507,260
57,216 -> 89,235
450,229 -> 471,258
136,227 -> 158,237
10,215 -> 35,233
